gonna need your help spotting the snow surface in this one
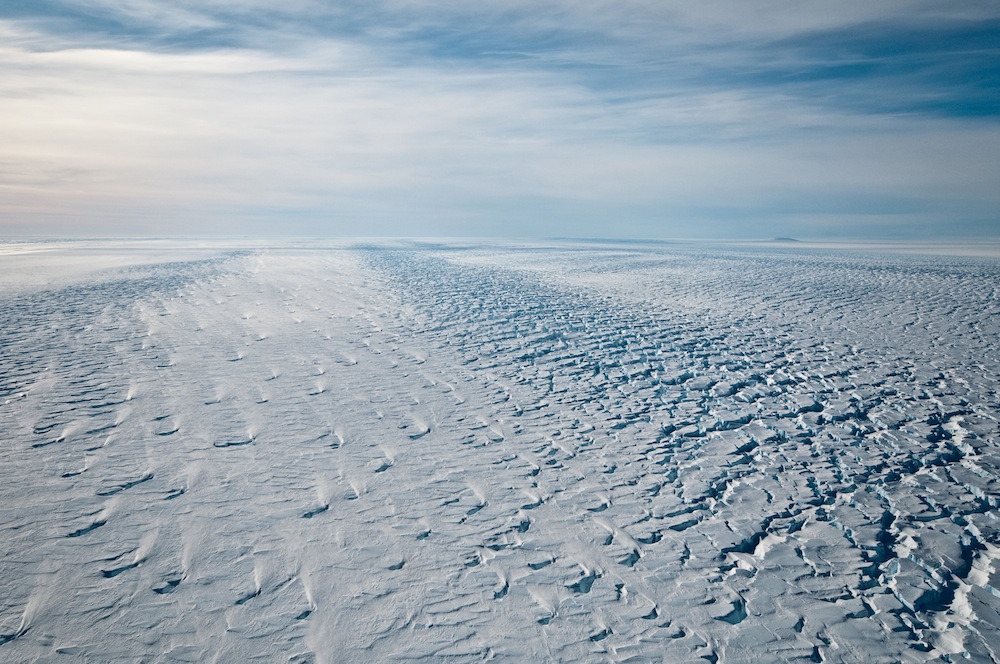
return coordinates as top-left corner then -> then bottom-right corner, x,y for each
1,240 -> 998,663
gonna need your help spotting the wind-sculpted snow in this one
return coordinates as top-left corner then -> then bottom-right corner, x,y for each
0,242 -> 998,663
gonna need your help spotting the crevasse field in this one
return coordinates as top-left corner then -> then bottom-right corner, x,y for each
1,240 -> 998,663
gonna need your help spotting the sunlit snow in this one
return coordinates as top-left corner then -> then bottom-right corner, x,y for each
1,239 -> 998,662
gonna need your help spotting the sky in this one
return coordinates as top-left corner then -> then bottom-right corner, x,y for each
1,1 -> 999,240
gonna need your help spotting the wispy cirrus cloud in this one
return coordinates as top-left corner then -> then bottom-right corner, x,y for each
1,1 -> 999,238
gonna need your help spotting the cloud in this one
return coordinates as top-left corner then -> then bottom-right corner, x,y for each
1,2 -> 998,239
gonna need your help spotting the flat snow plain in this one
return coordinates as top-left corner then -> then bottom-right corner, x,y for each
1,239 -> 998,663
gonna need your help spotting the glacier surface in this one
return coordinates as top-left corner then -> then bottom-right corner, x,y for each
0,240 -> 998,662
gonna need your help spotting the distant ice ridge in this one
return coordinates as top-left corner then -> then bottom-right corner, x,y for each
0,241 -> 997,663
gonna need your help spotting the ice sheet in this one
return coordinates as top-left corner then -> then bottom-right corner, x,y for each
1,240 -> 997,662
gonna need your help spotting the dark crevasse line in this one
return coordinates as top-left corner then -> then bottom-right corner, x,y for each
359,247 -> 729,382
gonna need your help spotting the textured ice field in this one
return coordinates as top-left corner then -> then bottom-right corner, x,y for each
1,240 -> 998,663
